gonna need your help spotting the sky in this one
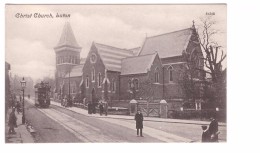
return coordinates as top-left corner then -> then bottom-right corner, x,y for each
5,4 -> 226,81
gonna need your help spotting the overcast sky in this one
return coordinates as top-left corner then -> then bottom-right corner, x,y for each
5,4 -> 226,81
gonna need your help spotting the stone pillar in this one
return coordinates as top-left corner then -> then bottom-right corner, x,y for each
160,100 -> 168,118
129,99 -> 137,116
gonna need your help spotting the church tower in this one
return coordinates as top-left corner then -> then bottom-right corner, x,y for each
54,22 -> 81,96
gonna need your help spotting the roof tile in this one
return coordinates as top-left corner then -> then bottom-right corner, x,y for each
121,53 -> 157,75
139,28 -> 193,58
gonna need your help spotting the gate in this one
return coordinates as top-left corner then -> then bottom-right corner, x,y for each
138,101 -> 160,117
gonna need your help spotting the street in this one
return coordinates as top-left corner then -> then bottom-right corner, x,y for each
24,99 -> 226,143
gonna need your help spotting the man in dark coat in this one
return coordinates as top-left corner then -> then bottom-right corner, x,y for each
208,117 -> 219,142
104,102 -> 108,116
201,125 -> 210,142
99,102 -> 104,116
135,110 -> 144,137
8,108 -> 17,134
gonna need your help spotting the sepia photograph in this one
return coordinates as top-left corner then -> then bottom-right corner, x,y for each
5,4 -> 226,143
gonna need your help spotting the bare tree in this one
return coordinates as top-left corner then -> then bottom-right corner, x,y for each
196,15 -> 226,83
195,15 -> 227,109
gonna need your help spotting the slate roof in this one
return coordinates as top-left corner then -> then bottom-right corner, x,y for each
94,43 -> 134,72
121,53 -> 157,75
65,64 -> 83,78
139,28 -> 193,58
55,22 -> 81,48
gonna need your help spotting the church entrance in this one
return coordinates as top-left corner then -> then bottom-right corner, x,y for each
104,80 -> 108,101
90,88 -> 97,114
91,88 -> 96,103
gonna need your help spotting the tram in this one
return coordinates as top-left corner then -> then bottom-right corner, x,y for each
34,81 -> 51,108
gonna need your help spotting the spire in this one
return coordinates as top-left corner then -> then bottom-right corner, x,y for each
56,22 -> 80,48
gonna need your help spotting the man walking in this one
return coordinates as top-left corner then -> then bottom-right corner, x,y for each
8,108 -> 17,134
208,116 -> 219,142
135,110 -> 144,137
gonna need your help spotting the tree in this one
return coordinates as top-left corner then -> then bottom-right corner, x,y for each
195,15 -> 227,109
178,49 -> 204,109
42,76 -> 55,98
138,79 -> 154,102
196,15 -> 226,83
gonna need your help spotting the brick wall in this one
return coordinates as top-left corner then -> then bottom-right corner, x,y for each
82,44 -> 106,103
119,54 -> 164,101
107,71 -> 120,101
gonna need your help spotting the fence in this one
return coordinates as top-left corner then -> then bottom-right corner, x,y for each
168,109 -> 226,122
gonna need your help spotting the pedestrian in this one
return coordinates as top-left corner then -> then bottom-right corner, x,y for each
99,102 -> 104,116
208,116 -> 219,142
104,102 -> 108,116
16,101 -> 21,114
201,125 -> 210,142
135,110 -> 144,137
64,98 -> 68,107
8,108 -> 17,134
93,103 -> 96,114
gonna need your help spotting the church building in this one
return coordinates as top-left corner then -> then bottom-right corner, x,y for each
54,22 -> 204,109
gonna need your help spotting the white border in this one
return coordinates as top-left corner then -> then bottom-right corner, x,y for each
2,1 -> 260,153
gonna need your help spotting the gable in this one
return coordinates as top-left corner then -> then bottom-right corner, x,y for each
139,28 -> 193,58
83,43 -> 106,71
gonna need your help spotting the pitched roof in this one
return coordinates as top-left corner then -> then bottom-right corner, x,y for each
121,53 -> 157,75
55,22 -> 81,48
94,42 -> 134,72
139,28 -> 193,58
65,64 -> 83,78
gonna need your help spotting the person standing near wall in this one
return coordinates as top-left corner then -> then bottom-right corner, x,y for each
135,110 -> 144,137
208,116 -> 219,142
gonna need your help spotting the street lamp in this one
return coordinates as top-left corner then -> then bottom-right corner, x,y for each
20,77 -> 26,124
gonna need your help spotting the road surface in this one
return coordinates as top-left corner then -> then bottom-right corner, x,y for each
24,99 -> 226,143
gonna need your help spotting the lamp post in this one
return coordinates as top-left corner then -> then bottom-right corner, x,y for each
20,77 -> 26,124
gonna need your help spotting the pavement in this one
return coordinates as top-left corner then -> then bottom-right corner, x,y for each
5,108 -> 35,143
50,100 -> 226,127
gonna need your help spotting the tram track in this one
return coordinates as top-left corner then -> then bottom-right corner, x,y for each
27,98 -> 119,142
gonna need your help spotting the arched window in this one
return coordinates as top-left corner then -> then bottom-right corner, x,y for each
85,76 -> 89,88
155,67 -> 159,83
128,79 -> 132,89
98,73 -> 102,87
168,66 -> 173,82
92,68 -> 95,81
134,79 -> 139,90
111,79 -> 116,92
70,81 -> 76,93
